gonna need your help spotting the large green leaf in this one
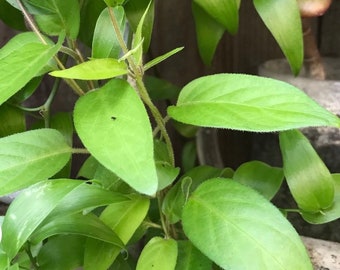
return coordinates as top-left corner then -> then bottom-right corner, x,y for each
136,237 -> 178,270
233,160 -> 284,200
301,174 -> 340,224
192,2 -> 226,65
0,38 -> 61,106
182,179 -> 312,270
74,79 -> 157,195
49,58 -> 128,80
92,6 -> 126,59
168,74 -> 340,132
279,130 -> 334,212
1,179 -> 82,259
193,0 -> 239,34
0,129 -> 72,196
254,0 -> 303,75
176,241 -> 212,270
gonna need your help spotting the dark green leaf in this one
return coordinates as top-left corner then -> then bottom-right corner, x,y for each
144,76 -> 181,101
0,104 -> 26,138
182,179 -> 312,270
136,237 -> 178,270
0,129 -> 72,196
280,129 -> 335,212
233,161 -> 284,200
1,179 -> 82,259
74,79 -> 158,195
168,74 -> 340,132
0,1 -> 25,30
254,0 -> 303,75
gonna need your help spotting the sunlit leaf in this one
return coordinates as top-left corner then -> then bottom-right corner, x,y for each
168,74 -> 340,132
182,179 -> 312,270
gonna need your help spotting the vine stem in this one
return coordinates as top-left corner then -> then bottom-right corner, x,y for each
107,7 -> 175,166
16,0 -> 85,96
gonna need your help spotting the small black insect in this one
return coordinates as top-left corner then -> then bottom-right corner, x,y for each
111,116 -> 117,121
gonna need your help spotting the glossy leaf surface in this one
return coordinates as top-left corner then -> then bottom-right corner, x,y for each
168,74 -> 340,132
0,129 -> 72,196
1,179 -> 82,259
74,79 -> 157,195
136,237 -> 178,270
49,58 -> 128,80
280,130 -> 335,212
254,0 -> 303,75
182,179 -> 312,270
233,160 -> 284,200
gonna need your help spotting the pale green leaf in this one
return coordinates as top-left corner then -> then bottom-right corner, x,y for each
176,241 -> 212,270
193,0 -> 239,34
254,0 -> 303,75
30,213 -> 124,248
279,130 -> 335,212
74,79 -> 157,195
192,2 -> 226,65
0,129 -> 72,196
136,237 -> 178,270
144,47 -> 184,71
182,179 -> 312,270
0,40 -> 61,106
301,174 -> 340,224
92,6 -> 126,59
1,179 -> 82,259
49,58 -> 128,80
168,74 -> 340,132
233,161 -> 284,200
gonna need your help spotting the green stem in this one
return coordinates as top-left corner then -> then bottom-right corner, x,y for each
25,243 -> 39,270
42,77 -> 62,127
72,148 -> 90,154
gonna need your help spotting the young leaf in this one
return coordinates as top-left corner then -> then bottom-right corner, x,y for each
279,130 -> 335,212
1,179 -> 82,259
136,237 -> 178,270
233,160 -> 284,200
254,0 -> 303,75
182,179 -> 312,270
49,58 -> 128,80
74,79 -> 158,195
192,2 -> 226,65
30,213 -> 124,248
301,174 -> 340,224
176,241 -> 212,270
0,40 -> 61,106
193,0 -> 239,35
92,6 -> 126,59
144,47 -> 184,71
168,74 -> 340,132
37,235 -> 85,270
0,129 -> 72,196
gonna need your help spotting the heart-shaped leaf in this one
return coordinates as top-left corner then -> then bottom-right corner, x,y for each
168,74 -> 340,132
182,179 -> 312,270
74,79 -> 158,195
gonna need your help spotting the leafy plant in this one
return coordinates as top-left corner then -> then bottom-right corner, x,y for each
0,0 -> 339,269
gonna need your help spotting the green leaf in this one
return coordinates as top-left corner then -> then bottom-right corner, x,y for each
144,47 -> 184,71
84,194 -> 149,270
182,179 -> 312,270
27,0 -> 80,39
0,129 -> 72,196
1,179 -> 82,259
144,75 -> 181,101
233,161 -> 284,200
0,1 -> 25,30
125,0 -> 155,52
0,104 -> 26,138
168,74 -> 340,132
37,235 -> 85,270
279,130 -> 335,212
30,213 -> 124,248
74,79 -> 157,195
136,237 -> 178,270
92,6 -> 126,59
254,0 -> 303,75
192,2 -> 226,65
301,174 -> 340,224
193,0 -> 239,34
49,58 -> 128,80
0,37 -> 61,106
176,241 -> 212,270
